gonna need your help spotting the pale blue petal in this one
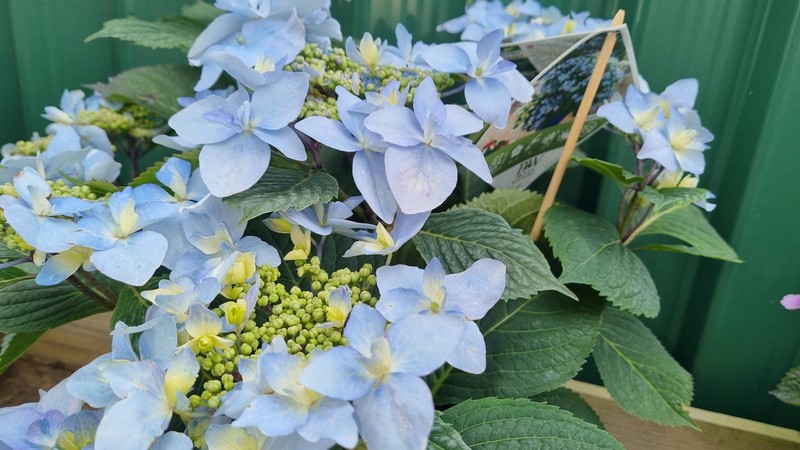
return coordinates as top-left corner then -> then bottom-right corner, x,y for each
352,150 -> 397,223
353,373 -> 433,450
94,390 -> 171,450
376,264 -> 423,292
492,69 -> 534,103
138,316 -> 178,367
375,288 -> 427,323
363,106 -> 423,147
443,258 -> 506,319
101,360 -> 163,399
133,183 -> 176,205
434,135 -> 492,183
215,383 -> 260,420
4,205 -> 75,253
297,398 -> 358,448
476,29 -> 503,69
35,247 -> 87,286
638,130 -> 679,171
299,347 -> 374,400
446,319 -> 486,374
65,355 -> 115,408
388,314 -> 464,376
156,157 -> 191,193
343,304 -> 386,356
253,127 -> 306,161
234,395 -> 308,436
439,105 -> 484,137
465,77 -> 512,128
200,133 -> 270,198
250,72 -> 310,130
389,210 -> 430,247
235,236 -> 280,267
334,86 -> 364,137
260,352 -> 303,396
188,13 -> 247,61
76,125 -> 113,153
662,78 -> 698,110
413,77 -> 446,135
597,102 -> 636,134
90,231 -> 167,286
209,51 -> 267,90
385,145 -> 457,214
294,116 -> 361,152
0,406 -> 42,449
152,431 -> 193,450
676,148 -> 706,175
205,424 -> 266,450
168,95 -> 238,145
420,44 -> 470,73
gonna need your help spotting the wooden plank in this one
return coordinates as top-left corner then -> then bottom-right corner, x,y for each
566,380 -> 800,449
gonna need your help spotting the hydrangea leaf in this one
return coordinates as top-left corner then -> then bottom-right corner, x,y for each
544,205 -> 659,318
0,330 -> 47,375
0,243 -> 26,261
0,279 -> 109,333
414,208 -> 574,301
91,65 -> 199,119
593,307 -> 697,428
771,365 -> 800,406
531,388 -> 604,430
454,188 -> 543,234
439,398 -> 623,449
639,186 -> 709,215
426,413 -> 470,450
86,16 -> 205,52
181,2 -> 223,25
226,168 -> 339,225
0,267 -> 33,287
634,205 -> 742,262
434,291 -> 602,403
574,157 -> 646,187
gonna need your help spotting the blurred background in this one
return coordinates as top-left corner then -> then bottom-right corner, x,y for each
1,0 -> 798,429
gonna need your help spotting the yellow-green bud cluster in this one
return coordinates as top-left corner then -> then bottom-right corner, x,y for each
77,108 -> 136,134
286,43 -> 455,120
48,179 -> 107,201
3,134 -> 53,157
189,258 -> 380,411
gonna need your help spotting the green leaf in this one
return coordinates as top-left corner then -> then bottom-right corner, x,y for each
440,398 -> 623,449
0,279 -> 109,333
92,64 -> 199,119
226,168 -> 339,224
111,280 -> 161,329
544,205 -> 659,318
640,187 -> 709,215
182,1 -> 223,24
531,388 -> 604,429
130,149 -> 200,187
86,16 -> 205,52
427,413 -> 470,450
593,307 -> 696,428
0,243 -> 27,261
574,157 -> 645,187
634,205 -> 742,262
455,188 -> 543,234
771,365 -> 800,406
0,267 -> 34,287
0,330 -> 47,375
59,172 -> 121,194
434,292 -> 602,403
414,208 -> 574,301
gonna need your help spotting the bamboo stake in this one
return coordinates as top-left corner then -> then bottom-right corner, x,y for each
530,10 -> 626,241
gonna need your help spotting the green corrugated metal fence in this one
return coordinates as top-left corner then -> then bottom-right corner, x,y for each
1,0 -> 799,429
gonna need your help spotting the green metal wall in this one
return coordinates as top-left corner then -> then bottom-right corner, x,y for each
2,0 -> 799,429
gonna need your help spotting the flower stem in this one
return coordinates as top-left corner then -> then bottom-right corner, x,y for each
430,365 -> 453,396
67,275 -> 116,311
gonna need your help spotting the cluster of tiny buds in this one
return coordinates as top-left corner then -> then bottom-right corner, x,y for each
190,257 -> 379,411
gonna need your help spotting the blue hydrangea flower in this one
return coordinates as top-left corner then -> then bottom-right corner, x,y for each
344,210 -> 429,257
228,337 -> 359,448
597,84 -> 664,135
35,245 -> 94,286
437,0 -> 512,41
295,86 -> 398,222
42,89 -> 113,152
639,109 -> 713,175
142,276 -> 221,325
68,187 -> 171,286
384,24 -> 430,68
276,197 -> 373,237
168,74 -> 310,197
0,167 -> 97,254
345,32 -> 394,69
363,77 -> 492,213
422,29 -> 534,128
376,257 -> 506,373
300,304 -> 464,450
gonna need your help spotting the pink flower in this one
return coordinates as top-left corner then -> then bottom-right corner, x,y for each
780,294 -> 800,310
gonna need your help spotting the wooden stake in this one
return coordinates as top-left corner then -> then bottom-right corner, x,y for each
530,10 -> 626,241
